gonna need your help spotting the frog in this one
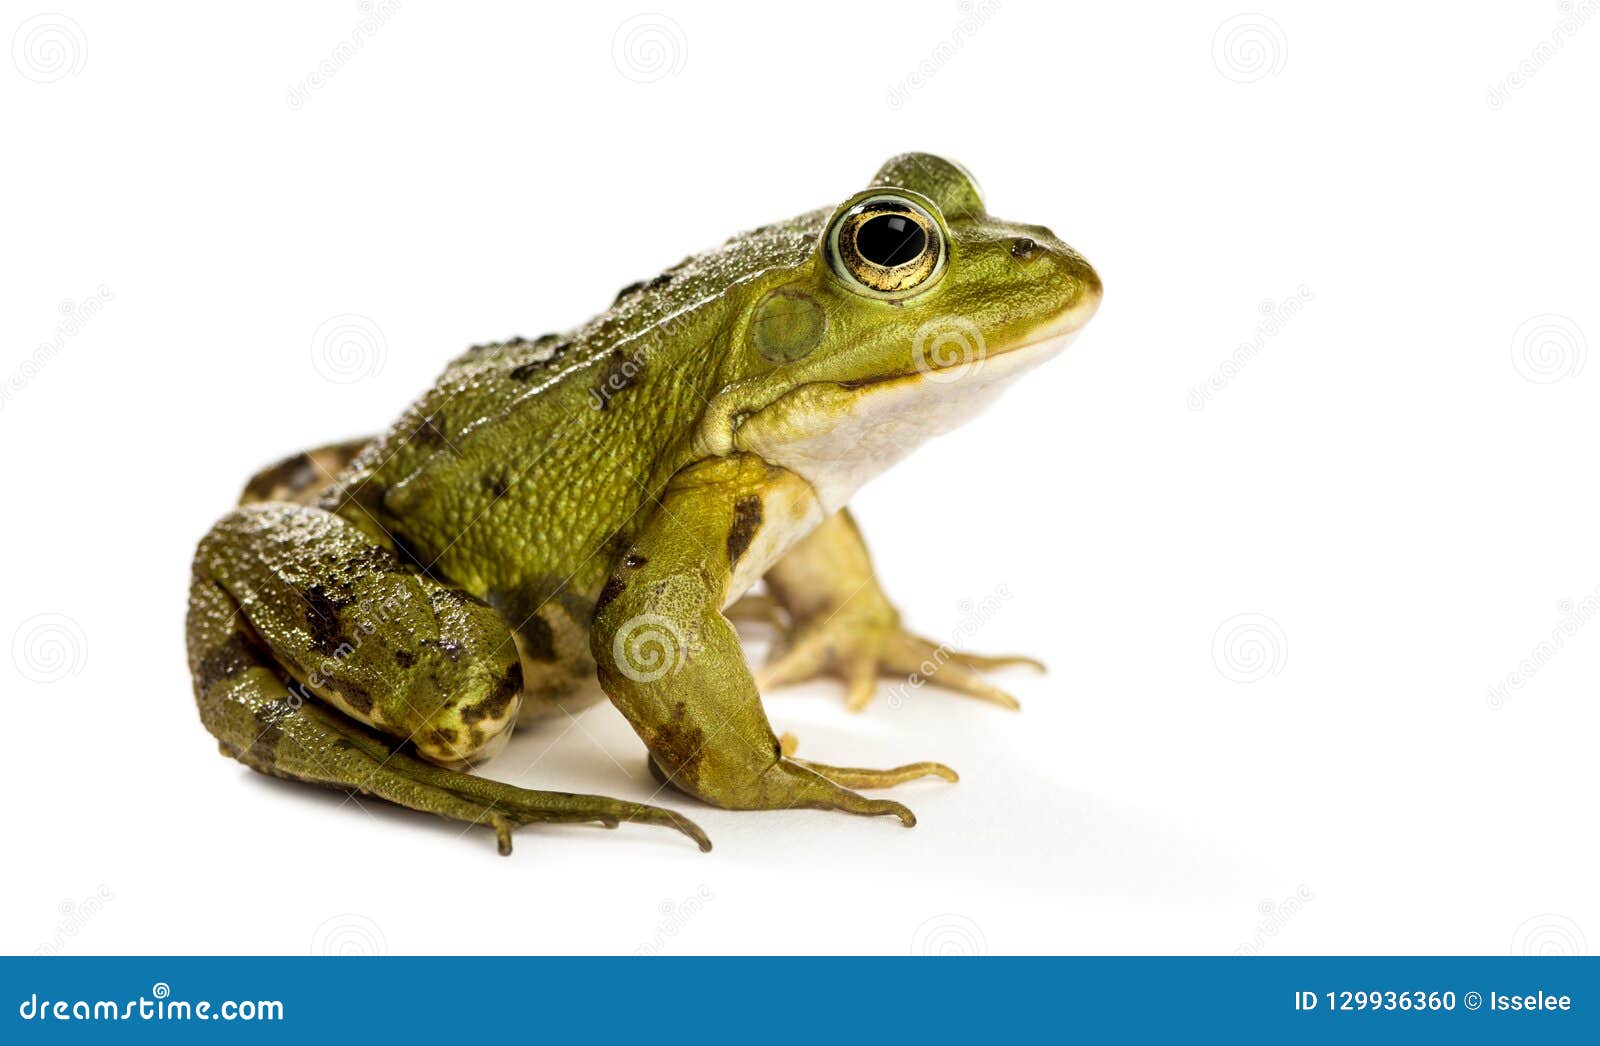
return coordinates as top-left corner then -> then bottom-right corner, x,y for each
185,153 -> 1102,854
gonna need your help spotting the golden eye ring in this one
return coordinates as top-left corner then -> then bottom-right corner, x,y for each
825,193 -> 946,299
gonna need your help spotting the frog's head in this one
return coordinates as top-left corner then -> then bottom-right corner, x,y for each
701,153 -> 1101,511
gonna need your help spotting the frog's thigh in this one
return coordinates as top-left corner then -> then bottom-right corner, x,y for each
759,508 -> 1041,712
590,456 -> 943,821
195,502 -> 522,765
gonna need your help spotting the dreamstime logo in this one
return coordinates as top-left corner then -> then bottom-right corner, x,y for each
12,613 -> 88,684
1510,313 -> 1586,383
912,316 -> 987,384
634,884 -> 713,955
2,285 -> 114,413
12,13 -> 86,83
310,913 -> 387,955
589,343 -> 649,410
611,14 -> 686,83
1511,914 -> 1587,956
1188,286 -> 1313,410
285,0 -> 405,109
883,584 -> 1013,709
612,614 -> 687,683
35,884 -> 114,955
1211,14 -> 1287,84
911,914 -> 987,955
1236,884 -> 1314,955
885,0 -> 1003,110
310,314 -> 386,384
1487,588 -> 1600,709
284,586 -> 415,709
1211,613 -> 1287,684
1486,0 -> 1598,109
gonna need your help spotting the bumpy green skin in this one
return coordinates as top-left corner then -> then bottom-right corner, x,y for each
185,154 -> 1101,853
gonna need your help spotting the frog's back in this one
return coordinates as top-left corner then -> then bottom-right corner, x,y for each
319,214 -> 823,634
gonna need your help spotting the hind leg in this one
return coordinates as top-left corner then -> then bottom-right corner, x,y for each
187,502 -> 708,853
758,509 -> 1042,711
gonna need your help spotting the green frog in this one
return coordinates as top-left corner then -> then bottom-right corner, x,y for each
186,154 -> 1101,854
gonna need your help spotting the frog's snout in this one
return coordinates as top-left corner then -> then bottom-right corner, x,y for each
1007,226 -> 1101,335
1070,257 -> 1104,323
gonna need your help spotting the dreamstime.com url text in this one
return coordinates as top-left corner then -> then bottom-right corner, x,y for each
17,982 -> 283,1023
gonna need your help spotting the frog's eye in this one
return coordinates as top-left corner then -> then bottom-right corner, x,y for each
826,193 -> 946,299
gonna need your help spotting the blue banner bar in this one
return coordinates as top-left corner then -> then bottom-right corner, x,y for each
4,957 -> 1595,1042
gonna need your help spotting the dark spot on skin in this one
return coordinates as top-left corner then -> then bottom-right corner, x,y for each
509,340 -> 573,381
595,575 -> 627,615
524,582 -> 589,630
726,495 -> 764,566
624,553 -> 648,569
197,633 -> 264,691
460,665 -> 522,725
506,335 -> 529,346
647,701 -> 708,784
592,350 -> 643,410
436,637 -> 464,662
520,614 -> 558,662
601,529 -> 633,565
488,577 -> 591,636
393,649 -> 417,669
412,413 -> 449,448
246,697 -> 299,765
427,727 -> 459,752
337,679 -> 375,715
1011,236 -> 1037,260
480,473 -> 511,499
613,280 -> 646,304
647,272 -> 672,290
303,584 -> 355,658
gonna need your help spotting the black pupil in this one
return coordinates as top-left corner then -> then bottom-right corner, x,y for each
855,213 -> 926,267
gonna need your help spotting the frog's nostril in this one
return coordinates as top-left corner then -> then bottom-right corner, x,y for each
1010,236 -> 1038,260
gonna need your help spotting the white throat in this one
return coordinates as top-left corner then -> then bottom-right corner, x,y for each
732,329 -> 1079,513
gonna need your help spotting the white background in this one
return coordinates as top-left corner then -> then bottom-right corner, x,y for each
4,1 -> 1597,956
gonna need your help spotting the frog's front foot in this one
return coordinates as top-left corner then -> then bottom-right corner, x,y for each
593,457 -> 960,828
757,604 -> 1043,713
647,733 -> 955,827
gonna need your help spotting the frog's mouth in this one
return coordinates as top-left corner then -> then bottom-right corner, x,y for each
731,310 -> 1091,512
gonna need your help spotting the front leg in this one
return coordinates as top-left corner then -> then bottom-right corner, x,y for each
591,456 -> 953,823
757,509 -> 1043,711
